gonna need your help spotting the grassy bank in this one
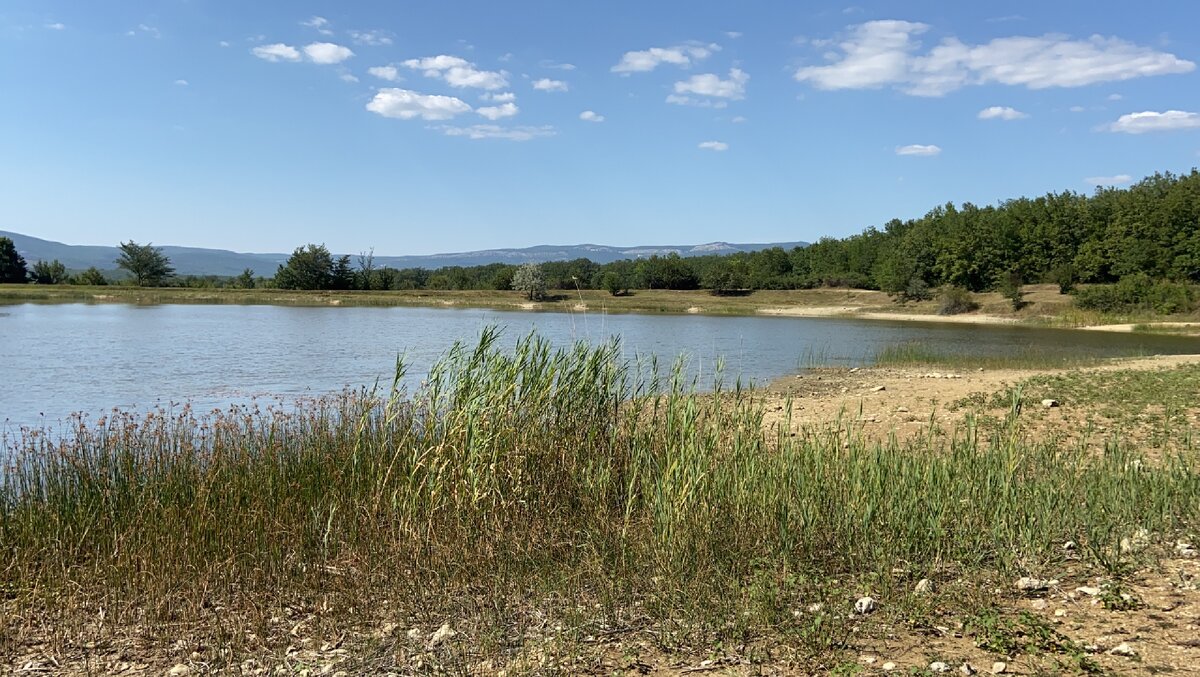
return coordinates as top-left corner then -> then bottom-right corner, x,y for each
3,332 -> 1197,673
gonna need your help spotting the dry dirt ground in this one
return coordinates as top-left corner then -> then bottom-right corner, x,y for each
6,357 -> 1200,676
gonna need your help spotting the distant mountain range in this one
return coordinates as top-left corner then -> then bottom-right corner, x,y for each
1,230 -> 807,277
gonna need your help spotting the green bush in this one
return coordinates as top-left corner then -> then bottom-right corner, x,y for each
937,286 -> 979,315
1073,274 -> 1194,315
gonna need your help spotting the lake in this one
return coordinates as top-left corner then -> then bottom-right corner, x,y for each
2,303 -> 1197,432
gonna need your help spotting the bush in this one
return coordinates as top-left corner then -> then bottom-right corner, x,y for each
1073,274 -> 1194,315
937,286 -> 979,315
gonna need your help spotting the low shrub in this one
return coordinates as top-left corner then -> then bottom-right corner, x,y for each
1073,274 -> 1194,315
937,286 -> 979,315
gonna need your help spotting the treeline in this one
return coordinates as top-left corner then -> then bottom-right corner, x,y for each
4,170 -> 1199,299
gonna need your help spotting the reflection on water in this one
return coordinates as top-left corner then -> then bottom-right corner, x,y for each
1,303 -> 1196,432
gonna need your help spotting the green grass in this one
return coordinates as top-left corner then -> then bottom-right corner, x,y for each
871,341 -> 1114,370
2,330 -> 1198,671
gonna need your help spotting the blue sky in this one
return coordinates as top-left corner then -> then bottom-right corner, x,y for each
2,1 -> 1199,255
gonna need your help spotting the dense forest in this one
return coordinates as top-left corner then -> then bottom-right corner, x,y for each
7,170 -> 1200,303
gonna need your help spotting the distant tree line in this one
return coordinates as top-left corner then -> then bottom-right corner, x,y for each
3,170 -> 1199,305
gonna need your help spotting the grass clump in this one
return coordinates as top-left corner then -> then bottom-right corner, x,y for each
2,330 -> 1199,670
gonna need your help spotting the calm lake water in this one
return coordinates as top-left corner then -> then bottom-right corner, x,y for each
2,303 -> 1197,432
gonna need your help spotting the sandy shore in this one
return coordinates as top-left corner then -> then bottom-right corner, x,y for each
757,305 -> 1020,325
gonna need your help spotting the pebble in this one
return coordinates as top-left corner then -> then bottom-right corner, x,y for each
914,578 -> 934,595
1015,576 -> 1055,591
960,663 -> 976,676
871,385 -> 886,392
1041,399 -> 1060,408
1030,599 -> 1048,610
430,623 -> 456,647
896,406 -> 909,412
854,596 -> 878,614
167,666 -> 191,677
1054,609 -> 1068,617
930,661 -> 951,673
1075,586 -> 1102,597
1109,642 -> 1137,657
406,627 -> 422,640
990,661 -> 1007,674
882,662 -> 898,671
1176,541 -> 1197,558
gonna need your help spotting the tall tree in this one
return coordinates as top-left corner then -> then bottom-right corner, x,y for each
275,244 -> 351,290
30,259 -> 68,284
511,262 -> 547,300
0,236 -> 28,283
116,241 -> 175,286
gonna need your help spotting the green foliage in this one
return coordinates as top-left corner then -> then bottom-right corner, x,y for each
73,266 -> 108,286
1051,263 -> 1078,294
998,270 -> 1026,310
600,270 -> 628,296
1073,273 -> 1194,314
936,286 -> 979,315
116,241 -> 175,286
511,262 -> 547,300
0,236 -> 29,283
234,268 -> 256,289
274,244 -> 352,290
29,259 -> 68,285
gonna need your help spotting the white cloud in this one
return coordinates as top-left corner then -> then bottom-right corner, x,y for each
45,22 -> 65,30
403,55 -> 508,90
579,110 -> 605,122
340,73 -> 359,83
349,29 -> 392,46
301,16 -> 333,36
368,65 -> 402,82
252,43 -> 302,62
481,91 -> 516,102
366,88 -> 473,120
698,141 -> 729,151
219,40 -> 230,47
173,79 -> 188,86
896,144 -> 942,156
532,78 -> 569,92
1069,105 -> 1086,112
477,102 -> 519,120
304,42 -> 354,65
127,24 -> 161,39
1084,174 -> 1132,185
612,43 -> 719,73
978,105 -> 1028,120
731,115 -> 747,123
1105,110 -> 1200,133
670,68 -> 749,105
1107,93 -> 1123,101
725,31 -> 743,39
439,125 -> 556,141
795,20 -> 1195,96
539,60 -> 576,71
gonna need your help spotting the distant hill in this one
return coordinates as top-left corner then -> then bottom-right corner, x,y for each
0,231 -> 806,277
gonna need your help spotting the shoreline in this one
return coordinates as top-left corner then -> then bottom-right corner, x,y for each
3,283 -> 1198,334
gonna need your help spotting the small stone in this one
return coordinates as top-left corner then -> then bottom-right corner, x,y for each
854,596 -> 878,614
960,663 -> 976,676
1054,609 -> 1068,617
1076,586 -> 1102,596
871,385 -> 886,392
882,662 -> 898,671
859,656 -> 877,665
380,622 -> 398,636
168,666 -> 191,677
1109,642 -> 1137,657
1015,576 -> 1049,591
930,661 -> 951,673
1041,399 -> 1059,408
1062,540 -> 1076,551
990,662 -> 1007,674
896,406 -> 909,413
406,627 -> 422,640
1176,541 -> 1198,558
807,602 -> 824,613
914,578 -> 934,595
429,623 -> 456,646
1030,599 -> 1048,610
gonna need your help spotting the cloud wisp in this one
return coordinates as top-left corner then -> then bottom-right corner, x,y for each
978,106 -> 1028,120
896,144 -> 942,156
612,43 -> 719,73
795,20 -> 1194,96
1104,110 -> 1200,133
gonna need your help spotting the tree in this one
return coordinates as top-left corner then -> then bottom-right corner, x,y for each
0,236 -> 28,283
600,271 -> 628,296
511,262 -> 547,301
274,244 -> 353,290
116,241 -> 175,286
234,268 -> 256,289
30,259 -> 68,284
75,267 -> 108,286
